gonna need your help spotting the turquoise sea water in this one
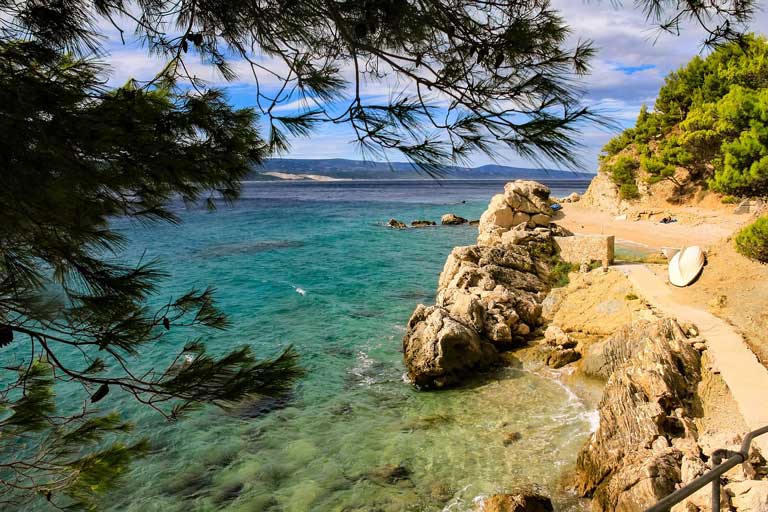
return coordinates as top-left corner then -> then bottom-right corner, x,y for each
23,180 -> 598,511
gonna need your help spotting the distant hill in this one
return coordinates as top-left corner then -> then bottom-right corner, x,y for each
249,158 -> 594,181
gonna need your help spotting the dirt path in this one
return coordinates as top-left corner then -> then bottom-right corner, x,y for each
615,263 -> 768,454
558,203 -> 748,249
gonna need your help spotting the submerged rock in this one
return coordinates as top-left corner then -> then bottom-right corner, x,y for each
476,493 -> 554,512
411,219 -> 436,227
574,318 -> 702,512
441,213 -> 468,225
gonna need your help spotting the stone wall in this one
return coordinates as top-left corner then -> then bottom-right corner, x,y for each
554,234 -> 614,267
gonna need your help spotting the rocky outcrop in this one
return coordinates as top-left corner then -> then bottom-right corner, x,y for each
476,493 -> 554,512
478,181 -> 558,246
411,220 -> 436,227
542,269 -> 653,338
575,318 -> 703,512
403,181 -> 560,388
441,213 -> 468,225
580,172 -> 622,214
387,218 -> 406,229
403,305 -> 499,388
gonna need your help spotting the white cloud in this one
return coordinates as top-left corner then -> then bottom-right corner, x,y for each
94,1 -> 768,169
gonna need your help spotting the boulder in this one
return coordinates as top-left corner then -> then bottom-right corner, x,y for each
728,480 -> 768,512
441,213 -> 468,225
574,318 -> 702,512
479,194 -> 517,233
503,180 -> 552,215
411,220 -> 436,227
530,213 -> 552,227
546,348 -> 580,369
403,182 -> 562,389
402,305 -> 498,389
387,218 -> 406,229
476,493 -> 554,512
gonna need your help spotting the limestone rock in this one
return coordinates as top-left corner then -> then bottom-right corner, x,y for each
411,220 -> 436,227
546,348 -> 580,368
402,305 -> 499,389
543,269 -> 650,336
479,194 -> 517,233
728,480 -> 768,512
441,213 -> 468,225
580,319 -> 689,380
574,318 -> 702,512
580,172 -> 622,214
476,493 -> 554,512
403,182 -> 562,389
387,218 -> 406,229
504,181 -> 552,215
544,325 -> 576,348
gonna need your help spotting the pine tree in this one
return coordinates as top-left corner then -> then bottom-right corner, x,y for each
0,1 -> 755,509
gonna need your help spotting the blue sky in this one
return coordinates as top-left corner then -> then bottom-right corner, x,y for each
101,1 -> 768,173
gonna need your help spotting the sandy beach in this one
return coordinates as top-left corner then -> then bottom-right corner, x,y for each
557,202 -> 750,249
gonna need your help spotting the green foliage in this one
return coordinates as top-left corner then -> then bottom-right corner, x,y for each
721,195 -> 740,204
641,136 -> 692,186
603,35 -> 768,198
550,260 -> 576,288
0,41 -> 303,509
735,216 -> 768,263
605,155 -> 640,199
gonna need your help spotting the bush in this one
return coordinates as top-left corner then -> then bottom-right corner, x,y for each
735,216 -> 768,263
550,260 -> 576,287
721,195 -> 739,204
619,182 -> 640,200
605,155 -> 640,200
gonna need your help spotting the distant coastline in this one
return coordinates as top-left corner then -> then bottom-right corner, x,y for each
250,158 -> 595,182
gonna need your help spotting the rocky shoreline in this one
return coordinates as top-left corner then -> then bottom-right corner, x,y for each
401,181 -> 767,512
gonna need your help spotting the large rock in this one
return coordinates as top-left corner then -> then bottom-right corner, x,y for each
504,180 -> 552,215
728,480 -> 768,512
476,493 -> 554,512
441,213 -> 468,225
580,172 -> 622,214
402,305 -> 498,389
580,319 -> 689,380
575,318 -> 702,512
404,181 -> 566,389
479,194 -> 517,233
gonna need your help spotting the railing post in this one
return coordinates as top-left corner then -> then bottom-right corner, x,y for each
711,452 -> 722,512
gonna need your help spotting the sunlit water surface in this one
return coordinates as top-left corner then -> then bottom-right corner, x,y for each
28,180 -> 600,511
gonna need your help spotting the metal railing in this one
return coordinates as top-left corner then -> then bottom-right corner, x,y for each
645,425 -> 768,512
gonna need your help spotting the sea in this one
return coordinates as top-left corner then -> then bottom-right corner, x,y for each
32,180 -> 600,511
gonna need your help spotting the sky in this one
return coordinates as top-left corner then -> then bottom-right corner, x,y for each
101,1 -> 768,173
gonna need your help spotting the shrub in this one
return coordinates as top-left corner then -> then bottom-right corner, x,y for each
605,155 -> 640,200
721,195 -> 739,204
735,216 -> 768,263
619,182 -> 640,199
550,260 -> 576,287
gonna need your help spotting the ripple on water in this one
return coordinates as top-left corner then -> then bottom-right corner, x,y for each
105,368 -> 593,512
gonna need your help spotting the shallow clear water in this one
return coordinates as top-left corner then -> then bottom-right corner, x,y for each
20,180 -> 598,511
